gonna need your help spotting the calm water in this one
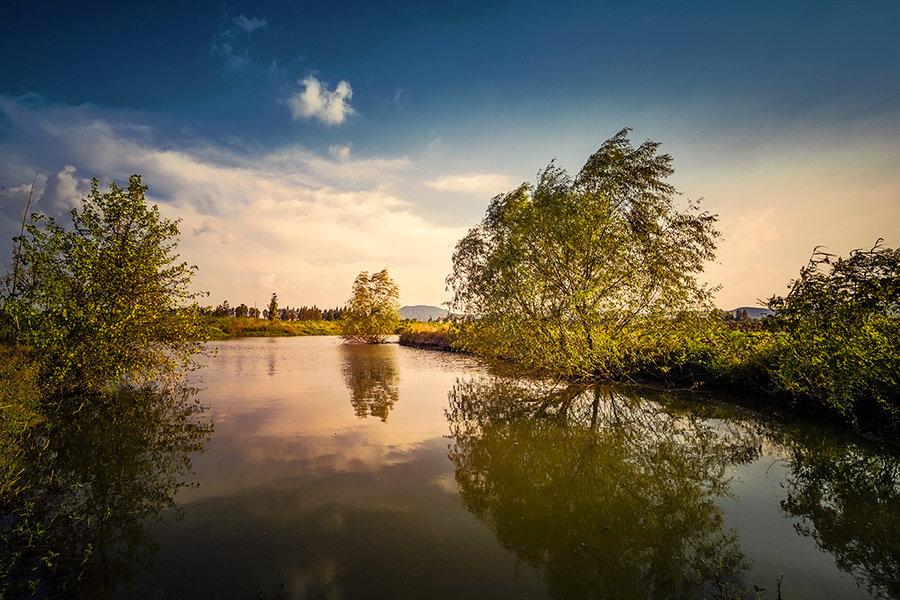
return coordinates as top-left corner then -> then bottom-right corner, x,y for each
9,336 -> 897,599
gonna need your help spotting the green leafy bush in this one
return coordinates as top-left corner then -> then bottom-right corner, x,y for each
767,241 -> 899,425
2,176 -> 207,392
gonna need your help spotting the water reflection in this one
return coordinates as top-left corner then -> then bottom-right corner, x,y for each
447,377 -> 900,600
340,344 -> 400,422
7,336 -> 895,599
647,392 -> 900,600
446,378 -> 761,599
768,425 -> 900,599
267,338 -> 277,376
1,385 -> 211,598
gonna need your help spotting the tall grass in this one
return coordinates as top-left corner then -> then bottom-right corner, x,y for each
205,317 -> 339,339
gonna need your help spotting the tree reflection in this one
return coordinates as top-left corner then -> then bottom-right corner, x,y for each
340,344 -> 400,422
446,377 -> 760,600
656,394 -> 900,599
770,428 -> 900,599
1,385 -> 211,598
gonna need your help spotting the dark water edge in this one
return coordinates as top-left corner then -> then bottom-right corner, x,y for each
3,337 -> 897,599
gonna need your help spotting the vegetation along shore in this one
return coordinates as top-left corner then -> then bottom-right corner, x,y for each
410,131 -> 898,437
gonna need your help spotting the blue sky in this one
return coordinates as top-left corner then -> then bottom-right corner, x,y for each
1,0 -> 899,307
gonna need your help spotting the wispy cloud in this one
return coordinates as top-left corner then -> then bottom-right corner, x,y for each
723,207 -> 790,256
210,13 -> 268,69
328,144 -> 351,161
426,172 -> 515,196
233,14 -> 268,33
287,76 -> 355,126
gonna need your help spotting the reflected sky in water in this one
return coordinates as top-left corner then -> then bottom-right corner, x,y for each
98,337 -> 897,598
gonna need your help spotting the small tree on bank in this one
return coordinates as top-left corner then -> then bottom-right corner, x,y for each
339,269 -> 400,343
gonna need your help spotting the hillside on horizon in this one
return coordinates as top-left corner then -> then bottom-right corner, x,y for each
400,305 -> 449,321
730,306 -> 774,319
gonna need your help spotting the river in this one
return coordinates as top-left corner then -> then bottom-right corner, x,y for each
10,336 -> 897,599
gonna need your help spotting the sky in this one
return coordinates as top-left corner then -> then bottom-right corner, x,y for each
1,0 -> 898,309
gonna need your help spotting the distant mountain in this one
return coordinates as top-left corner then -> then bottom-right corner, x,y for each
729,306 -> 774,319
400,305 -> 449,321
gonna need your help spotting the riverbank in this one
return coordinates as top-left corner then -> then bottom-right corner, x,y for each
398,322 -> 460,352
205,317 -> 339,339
397,320 -> 898,439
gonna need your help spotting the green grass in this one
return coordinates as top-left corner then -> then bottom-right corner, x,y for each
205,317 -> 340,339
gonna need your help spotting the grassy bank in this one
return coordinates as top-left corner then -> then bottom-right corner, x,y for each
0,346 -> 43,499
398,322 -> 461,352
400,316 -> 899,438
205,317 -> 339,339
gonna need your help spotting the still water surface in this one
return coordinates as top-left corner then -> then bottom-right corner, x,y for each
124,337 -> 898,598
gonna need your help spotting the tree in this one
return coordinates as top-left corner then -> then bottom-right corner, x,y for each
212,300 -> 232,317
235,303 -> 248,318
267,292 -> 278,321
1,175 -> 206,391
766,240 -> 900,424
339,269 -> 400,343
447,128 -> 719,377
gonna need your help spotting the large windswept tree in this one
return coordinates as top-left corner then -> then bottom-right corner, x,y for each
339,269 -> 400,343
447,128 -> 719,377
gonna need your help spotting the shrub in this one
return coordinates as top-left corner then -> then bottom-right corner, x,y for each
767,241 -> 900,425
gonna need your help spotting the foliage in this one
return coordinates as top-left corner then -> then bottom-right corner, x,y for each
1,175 -> 207,391
266,292 -> 279,321
205,300 -> 343,321
0,346 -> 42,501
447,128 -> 719,378
204,316 -> 339,339
767,240 -> 900,425
629,311 -> 779,389
398,321 -> 459,351
339,269 -> 400,343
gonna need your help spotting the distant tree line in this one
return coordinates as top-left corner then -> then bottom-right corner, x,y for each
201,298 -> 346,321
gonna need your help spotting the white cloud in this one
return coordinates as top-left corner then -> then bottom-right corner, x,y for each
0,97 -> 461,308
426,172 -> 516,196
44,165 -> 91,212
287,76 -> 355,126
193,219 -> 237,244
